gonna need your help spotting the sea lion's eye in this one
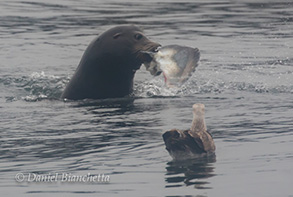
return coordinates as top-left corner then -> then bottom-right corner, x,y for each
134,34 -> 143,40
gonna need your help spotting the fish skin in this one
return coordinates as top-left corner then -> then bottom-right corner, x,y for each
144,45 -> 200,87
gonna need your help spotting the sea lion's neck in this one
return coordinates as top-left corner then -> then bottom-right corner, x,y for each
190,114 -> 207,134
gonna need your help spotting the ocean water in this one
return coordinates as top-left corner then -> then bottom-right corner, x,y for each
0,0 -> 292,196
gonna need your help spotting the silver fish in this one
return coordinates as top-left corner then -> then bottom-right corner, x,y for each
144,45 -> 200,87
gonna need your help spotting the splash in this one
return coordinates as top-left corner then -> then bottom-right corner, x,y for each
1,71 -> 69,102
134,58 -> 293,97
134,78 -> 182,98
2,59 -> 292,102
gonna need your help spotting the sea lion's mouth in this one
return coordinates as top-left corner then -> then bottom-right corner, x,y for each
131,42 -> 160,73
152,46 -> 161,52
144,60 -> 162,76
136,44 -> 161,63
140,46 -> 163,76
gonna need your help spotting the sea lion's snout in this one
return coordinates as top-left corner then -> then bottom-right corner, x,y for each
137,41 -> 161,63
132,43 -> 160,72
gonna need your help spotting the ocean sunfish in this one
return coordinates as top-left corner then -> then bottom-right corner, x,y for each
144,45 -> 200,87
162,104 -> 215,160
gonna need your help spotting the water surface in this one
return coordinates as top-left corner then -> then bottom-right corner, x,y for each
0,0 -> 292,196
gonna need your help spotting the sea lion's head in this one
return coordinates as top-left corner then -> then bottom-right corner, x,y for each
98,25 -> 160,73
61,25 -> 160,100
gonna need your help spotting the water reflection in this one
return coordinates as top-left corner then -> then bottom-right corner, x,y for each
0,97 -> 167,162
165,154 -> 216,189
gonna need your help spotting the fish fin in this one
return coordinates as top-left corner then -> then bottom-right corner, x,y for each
180,48 -> 200,83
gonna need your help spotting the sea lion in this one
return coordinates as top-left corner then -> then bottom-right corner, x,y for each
61,25 -> 160,100
163,104 -> 215,160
